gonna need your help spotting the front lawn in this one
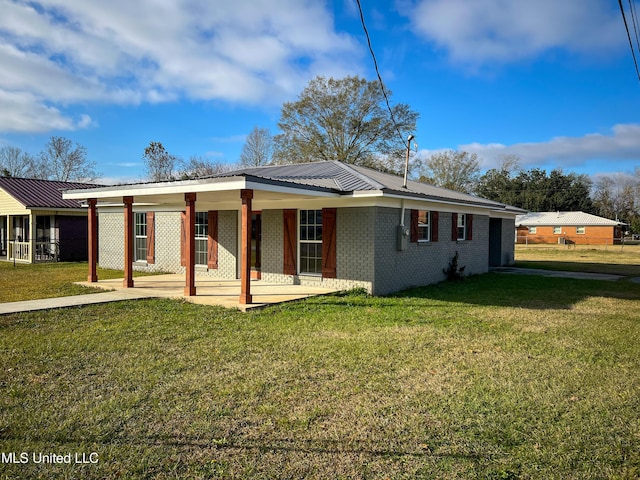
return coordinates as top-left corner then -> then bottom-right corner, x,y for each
0,273 -> 638,479
0,262 -> 156,303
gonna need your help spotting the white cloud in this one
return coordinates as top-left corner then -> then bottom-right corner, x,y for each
448,124 -> 640,169
410,0 -> 624,65
0,0 -> 361,133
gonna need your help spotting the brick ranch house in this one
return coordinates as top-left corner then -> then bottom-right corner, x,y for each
0,177 -> 94,263
516,211 -> 625,245
63,161 -> 523,304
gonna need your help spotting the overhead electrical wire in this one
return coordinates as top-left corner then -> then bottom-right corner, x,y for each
355,0 -> 407,145
618,0 -> 640,83
629,0 -> 640,51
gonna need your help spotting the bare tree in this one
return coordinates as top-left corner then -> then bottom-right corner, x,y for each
418,150 -> 481,193
240,126 -> 273,167
178,155 -> 232,179
143,141 -> 178,181
0,146 -> 37,178
39,136 -> 98,182
273,76 -> 418,167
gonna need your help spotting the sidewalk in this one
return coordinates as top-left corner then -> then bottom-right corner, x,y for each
0,290 -> 157,315
491,267 -> 624,282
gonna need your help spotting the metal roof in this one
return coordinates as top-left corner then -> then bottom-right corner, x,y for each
0,177 -> 98,209
220,161 -> 520,210
63,161 -> 524,213
516,211 -> 624,226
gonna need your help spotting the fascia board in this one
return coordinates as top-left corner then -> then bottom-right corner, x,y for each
64,177 -> 340,201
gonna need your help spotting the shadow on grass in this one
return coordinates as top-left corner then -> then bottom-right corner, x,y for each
391,273 -> 640,310
0,429 -> 483,462
300,272 -> 640,312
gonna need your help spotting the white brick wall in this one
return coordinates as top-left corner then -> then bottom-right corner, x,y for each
372,207 -> 490,295
98,206 -> 500,296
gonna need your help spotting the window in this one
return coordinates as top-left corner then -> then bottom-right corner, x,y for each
134,212 -> 147,261
195,212 -> 208,266
299,209 -> 322,274
528,226 -> 537,234
576,226 -> 586,235
553,226 -> 562,235
457,214 -> 466,241
418,210 -> 430,241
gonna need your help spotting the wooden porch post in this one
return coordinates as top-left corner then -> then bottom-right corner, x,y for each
87,198 -> 98,282
184,192 -> 196,296
240,189 -> 253,304
123,196 -> 134,288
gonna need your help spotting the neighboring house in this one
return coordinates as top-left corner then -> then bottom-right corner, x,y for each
516,211 -> 625,245
0,177 -> 97,263
63,161 -> 524,303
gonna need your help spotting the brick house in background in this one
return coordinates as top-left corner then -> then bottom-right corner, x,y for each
516,211 -> 625,245
63,161 -> 523,303
0,177 -> 96,262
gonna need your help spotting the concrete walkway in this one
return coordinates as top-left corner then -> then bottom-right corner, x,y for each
0,289 -> 157,315
0,274 -> 341,315
492,267 -> 625,282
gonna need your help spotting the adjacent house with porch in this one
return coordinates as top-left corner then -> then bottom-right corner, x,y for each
516,211 -> 625,245
63,161 -> 523,304
0,177 -> 95,263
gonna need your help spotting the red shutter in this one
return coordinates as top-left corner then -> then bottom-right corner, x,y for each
283,209 -> 296,275
322,208 -> 337,278
146,212 -> 155,264
431,211 -> 439,242
207,210 -> 218,269
451,213 -> 458,241
410,209 -> 418,243
180,211 -> 186,267
467,214 -> 473,241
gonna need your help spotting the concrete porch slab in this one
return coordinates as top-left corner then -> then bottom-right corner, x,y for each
78,273 -> 341,311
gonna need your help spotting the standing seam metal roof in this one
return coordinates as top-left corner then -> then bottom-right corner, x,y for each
219,161 -> 514,209
0,177 -> 97,209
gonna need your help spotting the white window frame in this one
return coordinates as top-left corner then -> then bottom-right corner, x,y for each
298,209 -> 322,275
134,212 -> 147,262
457,214 -> 466,241
576,226 -> 586,235
553,226 -> 562,235
195,212 -> 208,266
418,210 -> 430,242
528,226 -> 537,234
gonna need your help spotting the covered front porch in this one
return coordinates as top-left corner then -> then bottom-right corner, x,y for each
64,173 -> 342,307
78,273 -> 341,311
0,214 -> 60,263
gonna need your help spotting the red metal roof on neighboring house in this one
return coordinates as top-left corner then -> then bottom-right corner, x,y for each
0,177 -> 98,209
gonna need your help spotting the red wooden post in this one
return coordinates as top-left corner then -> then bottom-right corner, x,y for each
87,198 -> 98,282
184,192 -> 196,296
240,189 -> 253,304
123,196 -> 134,287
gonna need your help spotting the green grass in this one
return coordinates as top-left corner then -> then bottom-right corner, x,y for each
0,262 -> 158,303
515,244 -> 640,277
1,272 -> 639,478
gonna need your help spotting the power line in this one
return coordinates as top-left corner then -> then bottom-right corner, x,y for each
618,0 -> 640,83
355,0 -> 407,145
628,0 -> 640,52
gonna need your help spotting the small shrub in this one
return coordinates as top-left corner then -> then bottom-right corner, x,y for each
443,251 -> 465,281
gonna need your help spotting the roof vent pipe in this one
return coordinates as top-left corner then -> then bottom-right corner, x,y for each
403,134 -> 414,189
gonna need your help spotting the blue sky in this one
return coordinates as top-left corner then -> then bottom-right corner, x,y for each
1,0 -> 639,184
